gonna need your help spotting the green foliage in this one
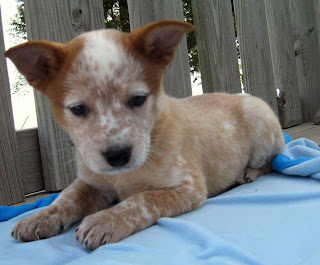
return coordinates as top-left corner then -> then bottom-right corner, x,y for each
9,1 -> 29,95
183,0 -> 199,75
11,71 -> 29,95
10,1 -> 26,41
103,0 -> 130,32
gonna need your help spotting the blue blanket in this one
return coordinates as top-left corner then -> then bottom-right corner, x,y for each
272,132 -> 320,179
1,173 -> 320,265
1,134 -> 320,265
0,194 -> 59,222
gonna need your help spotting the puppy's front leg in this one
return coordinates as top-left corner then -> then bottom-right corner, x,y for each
76,185 -> 206,249
12,179 -> 115,242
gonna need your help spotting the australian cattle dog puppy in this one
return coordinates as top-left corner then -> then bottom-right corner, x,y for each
5,20 -> 284,250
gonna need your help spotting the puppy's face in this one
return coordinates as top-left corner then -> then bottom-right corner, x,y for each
5,21 -> 194,175
61,30 -> 162,174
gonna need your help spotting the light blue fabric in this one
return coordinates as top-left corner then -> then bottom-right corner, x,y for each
0,194 -> 59,222
1,173 -> 320,265
283,131 -> 292,144
272,137 -> 320,179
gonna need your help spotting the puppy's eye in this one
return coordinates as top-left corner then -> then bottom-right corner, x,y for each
128,95 -> 147,108
70,105 -> 89,117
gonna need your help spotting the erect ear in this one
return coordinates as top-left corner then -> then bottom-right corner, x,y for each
4,40 -> 67,91
130,20 -> 194,62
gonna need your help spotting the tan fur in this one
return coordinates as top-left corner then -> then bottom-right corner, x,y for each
6,20 -> 285,250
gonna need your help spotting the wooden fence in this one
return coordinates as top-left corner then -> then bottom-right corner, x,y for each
0,0 -> 320,205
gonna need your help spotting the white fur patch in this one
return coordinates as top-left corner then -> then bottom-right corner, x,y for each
64,30 -> 145,108
75,30 -> 142,88
222,121 -> 235,131
109,127 -> 130,143
99,109 -> 119,129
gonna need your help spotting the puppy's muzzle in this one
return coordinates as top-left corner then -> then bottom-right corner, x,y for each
103,146 -> 132,167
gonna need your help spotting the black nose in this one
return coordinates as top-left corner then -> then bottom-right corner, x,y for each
103,146 -> 132,167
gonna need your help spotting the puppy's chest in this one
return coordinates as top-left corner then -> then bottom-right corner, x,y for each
112,154 -> 197,200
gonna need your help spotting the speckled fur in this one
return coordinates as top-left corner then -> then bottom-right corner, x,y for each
6,20 -> 284,250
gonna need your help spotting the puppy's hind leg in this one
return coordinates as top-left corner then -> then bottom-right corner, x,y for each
236,162 -> 272,185
237,95 -> 285,185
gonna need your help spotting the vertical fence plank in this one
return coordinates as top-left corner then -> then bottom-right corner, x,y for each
192,0 -> 241,94
127,0 -> 192,98
234,0 -> 278,115
16,129 -> 44,195
264,0 -> 302,128
290,0 -> 320,122
314,0 -> 320,52
0,6 -> 24,205
24,0 -> 105,191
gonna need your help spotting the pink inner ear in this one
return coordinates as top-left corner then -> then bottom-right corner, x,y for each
10,46 -> 53,81
147,26 -> 185,57
18,47 -> 41,66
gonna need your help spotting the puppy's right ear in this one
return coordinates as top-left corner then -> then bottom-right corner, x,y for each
4,41 -> 67,92
130,20 -> 194,64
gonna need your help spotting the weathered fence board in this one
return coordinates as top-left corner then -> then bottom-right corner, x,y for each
234,0 -> 278,115
16,129 -> 44,195
24,0 -> 105,191
264,0 -> 302,128
314,0 -> 320,52
192,0 -> 241,94
127,0 -> 192,98
290,0 -> 320,122
0,7 -> 24,205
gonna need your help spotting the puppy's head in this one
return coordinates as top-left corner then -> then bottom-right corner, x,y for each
5,20 -> 193,175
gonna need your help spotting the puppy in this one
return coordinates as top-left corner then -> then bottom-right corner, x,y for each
5,20 -> 284,250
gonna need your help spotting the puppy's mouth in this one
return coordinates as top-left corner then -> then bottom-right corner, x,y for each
88,159 -> 146,176
103,167 -> 134,176
80,141 -> 150,175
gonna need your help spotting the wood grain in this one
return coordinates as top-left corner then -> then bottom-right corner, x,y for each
290,0 -> 320,122
264,0 -> 302,128
234,0 -> 278,115
24,0 -> 105,191
191,0 -> 241,94
0,7 -> 24,205
16,129 -> 45,195
284,122 -> 320,144
127,0 -> 192,98
12,191 -> 53,206
314,0 -> 320,52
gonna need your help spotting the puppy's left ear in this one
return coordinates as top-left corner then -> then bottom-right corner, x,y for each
4,40 -> 67,92
130,20 -> 194,63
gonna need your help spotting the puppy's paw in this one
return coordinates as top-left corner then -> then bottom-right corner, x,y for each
11,207 -> 66,242
76,211 -> 132,250
236,164 -> 271,185
236,167 -> 261,185
236,168 -> 255,184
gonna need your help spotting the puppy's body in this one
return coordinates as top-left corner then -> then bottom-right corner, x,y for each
79,93 -> 282,199
6,20 -> 284,249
